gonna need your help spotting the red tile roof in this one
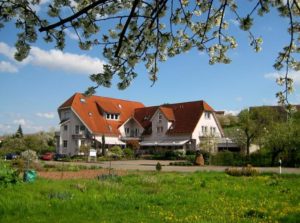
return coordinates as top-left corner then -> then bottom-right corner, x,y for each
58,93 -> 217,137
134,100 -> 214,135
160,107 -> 175,121
58,93 -> 144,136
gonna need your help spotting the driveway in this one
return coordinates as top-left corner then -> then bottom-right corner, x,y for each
46,160 -> 300,174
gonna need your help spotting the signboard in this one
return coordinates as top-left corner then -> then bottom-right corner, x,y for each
89,149 -> 97,157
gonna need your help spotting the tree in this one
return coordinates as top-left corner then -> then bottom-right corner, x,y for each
15,125 -> 23,138
263,120 -> 300,166
217,114 -> 239,129
1,0 -> 299,106
199,133 -> 218,154
236,107 -> 274,156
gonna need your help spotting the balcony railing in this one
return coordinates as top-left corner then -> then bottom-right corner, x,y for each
72,134 -> 87,139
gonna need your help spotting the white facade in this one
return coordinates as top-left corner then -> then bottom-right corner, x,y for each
119,118 -> 144,139
58,108 -> 89,156
192,111 -> 222,146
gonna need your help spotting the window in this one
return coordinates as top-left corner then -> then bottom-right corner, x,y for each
106,113 -> 119,120
202,126 -> 207,134
157,126 -> 163,133
63,111 -> 70,119
125,127 -> 130,134
64,125 -> 68,131
158,113 -> 162,123
210,127 -> 216,134
63,140 -> 68,148
135,128 -> 139,136
205,112 -> 211,119
75,125 -> 79,134
80,125 -> 85,131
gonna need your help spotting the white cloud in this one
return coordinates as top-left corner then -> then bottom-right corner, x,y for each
0,42 -> 105,74
30,0 -> 51,13
264,71 -> 300,86
230,19 -> 239,26
64,29 -> 80,40
36,112 -> 56,119
13,119 -> 27,126
0,61 -> 18,73
0,42 -> 16,60
224,110 -> 240,115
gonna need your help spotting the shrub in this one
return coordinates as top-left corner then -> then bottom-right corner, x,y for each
123,148 -> 134,159
109,146 -> 123,158
0,161 -> 20,186
241,165 -> 260,176
225,165 -> 259,177
156,162 -> 162,171
126,140 -> 140,150
169,161 -> 193,166
186,150 -> 196,155
185,155 -> 196,163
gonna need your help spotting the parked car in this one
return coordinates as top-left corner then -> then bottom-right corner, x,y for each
5,153 -> 18,160
54,153 -> 68,161
41,152 -> 54,161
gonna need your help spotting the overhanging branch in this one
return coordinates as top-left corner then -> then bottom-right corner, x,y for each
39,0 -> 110,32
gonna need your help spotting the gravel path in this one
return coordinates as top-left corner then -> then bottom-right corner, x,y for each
44,160 -> 300,175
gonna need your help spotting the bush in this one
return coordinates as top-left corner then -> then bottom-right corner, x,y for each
185,155 -> 196,163
186,150 -> 196,155
109,146 -> 123,158
169,161 -> 193,166
123,148 -> 134,159
225,165 -> 259,177
156,162 -> 162,171
0,161 -> 20,186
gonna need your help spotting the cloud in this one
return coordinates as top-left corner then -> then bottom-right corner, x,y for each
36,112 -> 56,119
224,110 -> 240,115
0,42 -> 105,74
230,19 -> 239,26
0,61 -> 18,73
30,0 -> 51,13
0,42 -> 16,60
64,29 -> 80,40
264,71 -> 300,86
13,119 -> 27,126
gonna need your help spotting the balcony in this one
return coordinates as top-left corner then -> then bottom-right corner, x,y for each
72,133 -> 87,139
120,135 -> 141,141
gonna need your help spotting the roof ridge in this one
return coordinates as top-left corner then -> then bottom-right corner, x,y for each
77,93 -> 144,104
160,100 -> 206,106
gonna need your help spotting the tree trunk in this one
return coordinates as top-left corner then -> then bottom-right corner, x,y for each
101,135 -> 106,156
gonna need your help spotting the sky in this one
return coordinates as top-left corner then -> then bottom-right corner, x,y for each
0,1 -> 299,136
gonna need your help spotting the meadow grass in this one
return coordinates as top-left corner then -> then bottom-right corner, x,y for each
0,171 -> 299,223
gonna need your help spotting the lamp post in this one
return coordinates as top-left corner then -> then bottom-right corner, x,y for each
279,158 -> 282,175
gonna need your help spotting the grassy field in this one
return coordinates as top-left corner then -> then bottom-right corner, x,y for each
0,171 -> 299,223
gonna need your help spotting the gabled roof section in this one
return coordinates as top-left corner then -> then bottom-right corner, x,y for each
96,101 -> 120,114
134,100 -> 215,135
58,93 -> 76,109
58,93 -> 144,136
159,107 -> 175,121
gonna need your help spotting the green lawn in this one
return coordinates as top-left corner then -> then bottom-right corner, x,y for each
0,172 -> 299,223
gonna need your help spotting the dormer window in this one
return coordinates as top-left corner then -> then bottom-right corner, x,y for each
106,113 -> 119,120
204,112 -> 211,119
